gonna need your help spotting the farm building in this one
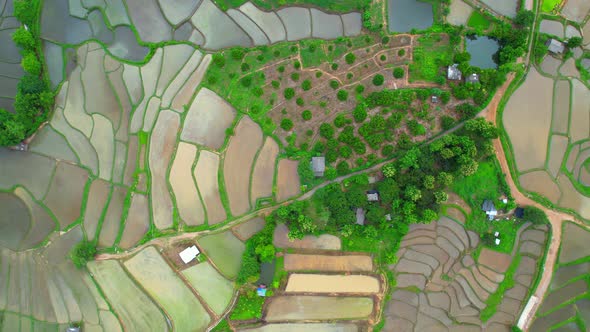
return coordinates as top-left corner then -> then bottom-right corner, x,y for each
431,95 -> 439,103
356,208 -> 366,225
447,64 -> 462,80
66,327 -> 80,332
545,38 -> 565,54
367,190 -> 379,202
179,245 -> 200,264
482,200 -> 497,220
311,156 -> 326,177
466,73 -> 480,84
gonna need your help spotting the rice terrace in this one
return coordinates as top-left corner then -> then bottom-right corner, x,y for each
1,0 -> 590,331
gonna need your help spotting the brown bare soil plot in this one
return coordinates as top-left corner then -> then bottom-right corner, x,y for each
232,217 -> 265,241
119,193 -> 150,250
170,142 -> 205,226
194,150 -> 227,224
284,254 -> 373,272
83,179 -> 111,240
503,68 -> 553,172
276,159 -> 301,201
285,274 -> 380,293
224,117 -> 263,216
520,171 -> 561,204
273,224 -> 341,250
250,138 -> 279,205
477,248 -> 512,273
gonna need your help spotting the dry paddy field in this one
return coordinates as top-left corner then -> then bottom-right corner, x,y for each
276,159 -> 301,201
285,274 -> 380,294
265,296 -> 374,322
384,217 -> 548,331
284,253 -> 373,272
250,138 -> 279,205
273,224 -> 341,250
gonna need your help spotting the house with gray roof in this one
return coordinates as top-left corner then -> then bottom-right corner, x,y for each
466,73 -> 480,84
366,189 -> 379,202
447,64 -> 462,80
545,38 -> 565,54
311,156 -> 325,177
356,208 -> 366,225
482,200 -> 497,220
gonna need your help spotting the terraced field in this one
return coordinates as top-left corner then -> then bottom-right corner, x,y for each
0,0 -> 23,112
530,222 -> 590,331
383,217 -> 548,331
503,31 -> 590,222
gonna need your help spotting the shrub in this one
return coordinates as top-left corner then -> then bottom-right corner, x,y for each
336,161 -> 350,175
355,84 -> 365,94
301,79 -> 312,91
398,49 -> 405,56
331,63 -> 339,70
345,52 -> 356,64
293,60 -> 301,69
353,104 -> 367,122
253,87 -> 263,97
441,115 -> 455,130
231,48 -> 246,60
372,74 -> 384,86
337,90 -> 348,101
280,118 -> 294,131
271,80 -> 280,89
70,240 -> 96,268
339,145 -> 352,158
382,145 -> 394,156
306,129 -> 313,136
241,62 -> 250,72
213,54 -> 225,67
329,80 -> 339,89
296,97 -> 304,106
393,67 -> 404,79
382,36 -> 390,44
315,71 -> 323,78
284,88 -> 295,100
12,27 -> 35,50
291,72 -> 300,81
408,120 -> 426,136
240,76 -> 252,87
319,123 -> 335,139
567,37 -> 582,48
21,52 -> 41,76
346,72 -> 353,80
334,114 -> 350,128
301,110 -> 312,121
277,65 -> 285,73
380,54 -> 386,61
523,206 -> 549,225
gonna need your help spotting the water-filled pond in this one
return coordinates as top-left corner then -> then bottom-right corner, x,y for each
388,0 -> 433,33
466,36 -> 499,69
257,260 -> 276,286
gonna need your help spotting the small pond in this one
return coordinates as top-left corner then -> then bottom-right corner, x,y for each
466,36 -> 499,69
388,0 -> 434,33
257,260 -> 276,286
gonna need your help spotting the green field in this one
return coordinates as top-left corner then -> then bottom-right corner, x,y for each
182,262 -> 235,315
198,231 -> 246,279
467,11 -> 491,30
409,34 -> 454,82
541,0 -> 563,12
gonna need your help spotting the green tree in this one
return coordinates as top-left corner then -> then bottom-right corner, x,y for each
301,110 -> 312,121
353,103 -> 367,123
423,175 -> 435,189
254,244 -> 276,262
382,163 -> 396,178
404,185 -> 422,202
523,206 -> 549,225
280,118 -> 293,131
14,0 -> 36,26
330,80 -> 339,89
284,88 -> 295,100
465,118 -> 498,138
319,123 -> 335,139
337,90 -> 348,101
301,79 -> 312,91
372,74 -> 384,86
393,67 -> 404,78
12,27 -> 35,50
345,52 -> 356,64
70,240 -> 97,268
567,37 -> 583,48
514,10 -> 534,27
421,209 -> 438,223
434,191 -> 448,204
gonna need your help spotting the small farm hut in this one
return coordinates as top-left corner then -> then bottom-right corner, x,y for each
311,156 -> 326,177
366,190 -> 379,202
482,200 -> 497,220
545,38 -> 565,54
447,64 -> 462,80
179,245 -> 200,264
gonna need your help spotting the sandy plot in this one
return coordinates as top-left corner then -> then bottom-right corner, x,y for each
162,51 -> 203,108
198,231 -> 245,279
224,117 -> 263,216
87,260 -> 168,331
285,274 -> 380,293
119,194 -> 150,249
561,0 -> 590,23
83,179 -> 111,240
149,110 -> 180,229
480,0 -> 517,17
239,2 -> 285,43
551,80 -> 571,135
51,107 -> 98,176
228,9 -> 270,45
558,222 -> 590,264
182,262 -> 235,315
98,186 -> 127,248
170,142 -> 205,226
540,20 -> 564,37
570,79 -> 590,143
130,48 -> 162,133
239,323 -> 359,332
194,150 -> 227,224
124,246 -> 210,331
181,88 -> 236,150
311,9 -> 343,39
125,0 -> 171,42
447,0 -> 473,26
90,114 -> 115,181
0,192 -> 30,251
265,296 -> 373,321
251,138 -> 279,205
276,159 -> 301,201
547,135 -> 569,178
233,217 -> 265,241
14,188 -> 55,250
158,0 -> 200,25
171,54 -> 211,111
83,48 -> 122,129
29,125 -> 78,163
540,56 -> 561,77
273,223 -> 341,250
277,7 -> 311,41
191,0 -> 251,49
503,68 -> 553,171
156,44 -> 194,97
557,174 -> 590,219
477,248 -> 511,273
44,162 -> 89,229
284,254 -> 373,272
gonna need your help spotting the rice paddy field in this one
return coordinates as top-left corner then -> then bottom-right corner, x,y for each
503,44 -> 590,221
